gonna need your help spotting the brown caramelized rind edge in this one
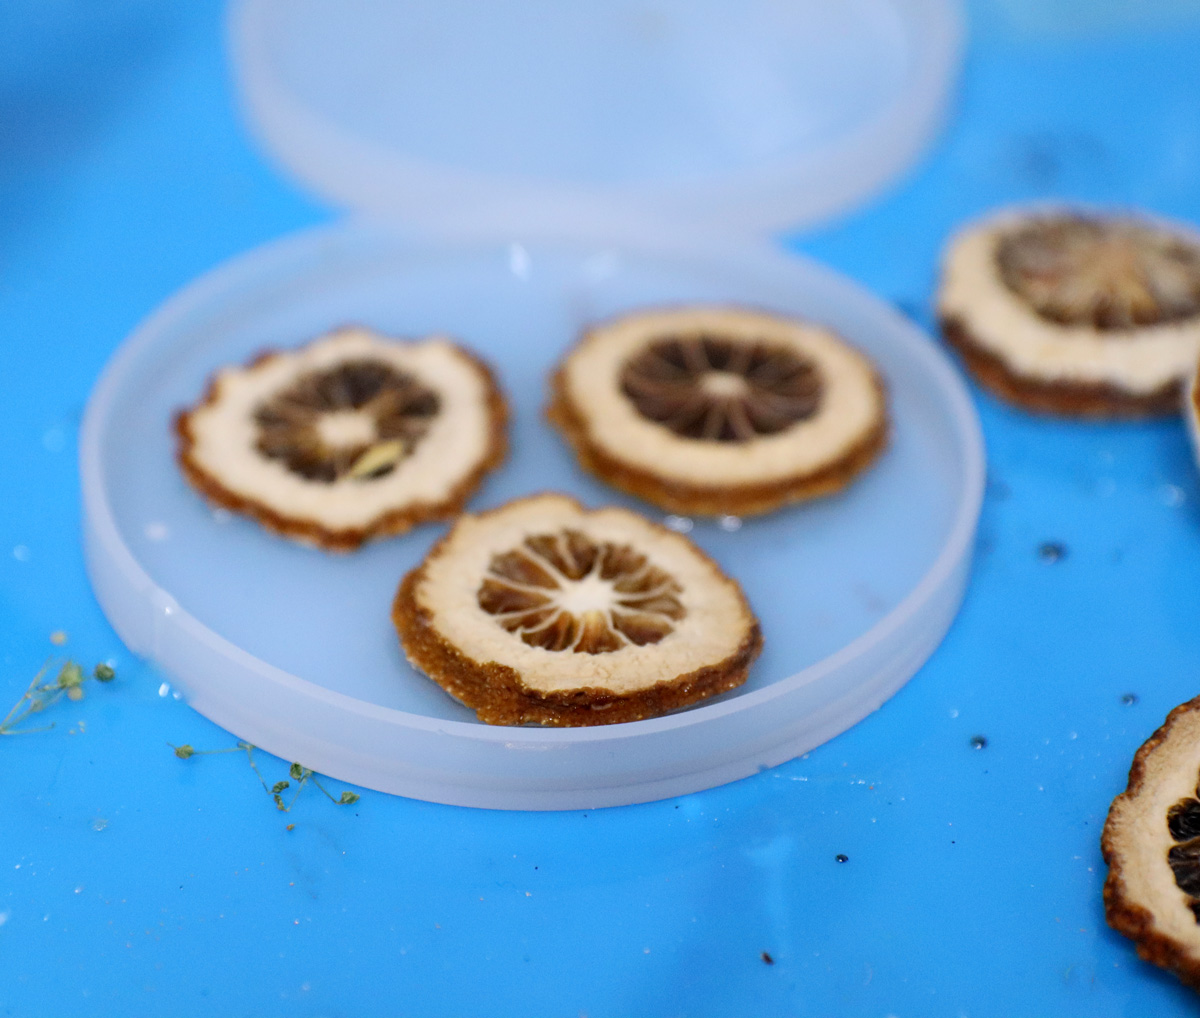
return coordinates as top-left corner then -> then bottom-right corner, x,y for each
941,315 -> 1183,418
1102,694 -> 1200,990
391,494 -> 764,727
546,353 -> 889,518
174,344 -> 510,552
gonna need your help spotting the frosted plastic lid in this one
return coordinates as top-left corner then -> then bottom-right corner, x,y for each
229,0 -> 964,238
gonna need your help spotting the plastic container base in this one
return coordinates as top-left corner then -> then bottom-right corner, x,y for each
81,224 -> 983,809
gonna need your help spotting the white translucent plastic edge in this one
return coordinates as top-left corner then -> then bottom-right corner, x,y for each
80,224 -> 985,810
227,0 -> 965,239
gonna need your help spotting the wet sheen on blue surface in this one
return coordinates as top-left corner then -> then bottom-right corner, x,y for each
4,1 -> 1200,1015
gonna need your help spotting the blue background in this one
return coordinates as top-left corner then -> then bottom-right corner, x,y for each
5,1 -> 1200,1014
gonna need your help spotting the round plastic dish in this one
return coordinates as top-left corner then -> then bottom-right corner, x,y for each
229,0 -> 963,238
80,223 -> 984,810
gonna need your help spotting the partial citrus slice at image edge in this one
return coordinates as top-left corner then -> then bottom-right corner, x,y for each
1104,695 -> 1200,990
938,207 -> 1200,417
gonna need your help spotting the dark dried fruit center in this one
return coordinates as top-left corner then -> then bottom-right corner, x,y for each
620,335 -> 823,442
1166,787 -> 1200,921
477,528 -> 685,654
997,216 -> 1200,329
254,359 -> 440,483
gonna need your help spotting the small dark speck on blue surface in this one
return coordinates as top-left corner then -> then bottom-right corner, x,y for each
835,854 -> 849,864
1121,693 -> 1138,706
1038,542 -> 1067,563
970,735 -> 988,750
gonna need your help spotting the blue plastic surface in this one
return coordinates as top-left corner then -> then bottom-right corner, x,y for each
5,1 -> 1200,1014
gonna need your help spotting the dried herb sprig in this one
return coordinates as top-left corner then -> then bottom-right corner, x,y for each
1,659 -> 116,735
169,740 -> 360,811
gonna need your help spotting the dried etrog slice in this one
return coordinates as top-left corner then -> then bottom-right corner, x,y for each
547,307 -> 887,517
1188,360 -> 1200,470
176,327 -> 507,550
392,493 -> 762,726
1103,695 -> 1200,989
939,208 -> 1200,416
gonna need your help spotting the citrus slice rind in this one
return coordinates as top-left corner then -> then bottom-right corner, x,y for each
176,327 -> 507,550
938,207 -> 1200,416
1188,362 -> 1200,472
1103,695 -> 1200,989
547,307 -> 887,517
392,493 -> 763,726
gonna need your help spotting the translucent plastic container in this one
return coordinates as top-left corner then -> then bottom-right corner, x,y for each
231,0 -> 964,240
80,0 -> 978,809
81,225 -> 983,808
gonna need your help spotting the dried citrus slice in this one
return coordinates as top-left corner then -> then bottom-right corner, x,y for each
1189,359 -> 1200,474
393,493 -> 762,726
939,208 -> 1200,416
1103,695 -> 1200,989
176,327 -> 507,550
547,307 -> 887,517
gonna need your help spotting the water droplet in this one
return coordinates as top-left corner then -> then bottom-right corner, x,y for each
949,708 -> 959,719
49,631 -> 67,646
12,545 -> 30,562
157,682 -> 170,698
1121,693 -> 1138,706
718,515 -> 743,532
835,854 -> 849,864
1038,541 -> 1066,563
1160,484 -> 1186,508
172,690 -> 183,701
663,515 -> 693,534
0,910 -> 9,926
1068,731 -> 1078,740
970,735 -> 988,750
42,428 -> 65,453
144,521 -> 169,542
508,242 -> 531,280
211,508 -> 233,524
